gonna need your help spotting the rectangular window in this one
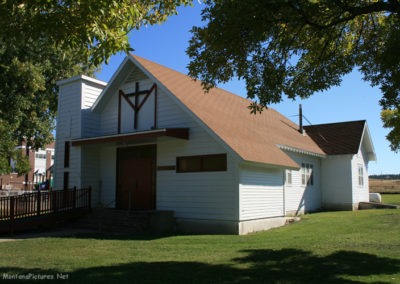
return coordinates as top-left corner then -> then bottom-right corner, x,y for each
308,164 -> 314,185
286,170 -> 292,185
358,164 -> 364,186
35,153 -> 46,159
10,158 -> 16,173
177,154 -> 227,173
64,141 -> 70,168
301,163 -> 314,186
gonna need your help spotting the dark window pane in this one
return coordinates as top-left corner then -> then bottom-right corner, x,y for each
177,156 -> 201,172
203,154 -> 227,171
63,172 -> 69,190
64,141 -> 70,168
177,154 -> 227,173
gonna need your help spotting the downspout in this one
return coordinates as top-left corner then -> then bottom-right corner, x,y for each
282,169 -> 286,217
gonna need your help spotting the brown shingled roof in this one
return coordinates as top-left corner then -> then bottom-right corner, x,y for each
304,120 -> 366,155
131,55 -> 325,168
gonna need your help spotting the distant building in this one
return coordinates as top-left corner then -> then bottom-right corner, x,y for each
0,141 -> 55,190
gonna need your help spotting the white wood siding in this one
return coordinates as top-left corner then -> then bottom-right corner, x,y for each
351,147 -> 369,205
99,146 -> 117,207
57,82 -> 82,139
68,147 -> 82,188
81,82 -> 103,137
81,146 -> 100,205
120,98 -> 134,133
54,77 -> 105,190
100,94 -> 119,135
100,69 -> 156,135
283,152 -> 322,215
156,86 -> 238,220
54,80 -> 82,189
157,167 -> 237,220
72,145 -> 116,207
239,165 -> 284,220
53,140 -> 65,190
82,83 -> 103,109
320,155 -> 353,209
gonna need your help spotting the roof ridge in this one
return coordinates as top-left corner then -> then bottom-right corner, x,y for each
130,54 -> 254,105
304,120 -> 366,128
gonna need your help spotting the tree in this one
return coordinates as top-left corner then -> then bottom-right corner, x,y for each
0,1 -> 191,66
0,1 -> 191,175
0,28 -> 91,174
382,109 -> 400,151
187,0 -> 400,151
0,121 -> 30,175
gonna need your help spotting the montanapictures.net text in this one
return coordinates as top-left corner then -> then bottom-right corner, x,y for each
3,273 -> 69,280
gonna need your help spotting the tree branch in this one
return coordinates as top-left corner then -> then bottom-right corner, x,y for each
351,1 -> 398,14
289,0 -> 400,30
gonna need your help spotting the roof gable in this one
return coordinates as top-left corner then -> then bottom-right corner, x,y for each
360,123 -> 377,161
92,58 -> 149,112
304,120 -> 376,160
130,55 -> 325,168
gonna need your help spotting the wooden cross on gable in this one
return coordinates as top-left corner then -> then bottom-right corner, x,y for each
118,82 -> 158,133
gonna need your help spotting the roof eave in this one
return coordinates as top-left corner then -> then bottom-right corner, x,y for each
277,144 -> 327,159
359,122 -> 377,162
71,128 -> 189,146
57,75 -> 107,87
240,159 -> 300,171
91,57 -> 133,112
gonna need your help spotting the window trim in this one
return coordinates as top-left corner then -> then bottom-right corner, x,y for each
176,153 -> 227,173
301,162 -> 314,186
358,164 -> 364,187
286,170 -> 293,185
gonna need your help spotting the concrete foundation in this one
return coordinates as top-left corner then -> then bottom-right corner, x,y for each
238,217 -> 294,235
176,217 -> 300,235
176,219 -> 239,234
322,203 -> 355,211
359,202 -> 399,210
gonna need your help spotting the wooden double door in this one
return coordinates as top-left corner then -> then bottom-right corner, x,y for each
116,145 -> 156,210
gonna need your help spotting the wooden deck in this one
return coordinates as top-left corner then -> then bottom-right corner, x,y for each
0,187 -> 91,234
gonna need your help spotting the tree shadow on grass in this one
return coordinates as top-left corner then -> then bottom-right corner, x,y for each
1,249 -> 399,283
232,249 -> 400,283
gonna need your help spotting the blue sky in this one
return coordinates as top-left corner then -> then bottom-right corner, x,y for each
97,2 -> 399,175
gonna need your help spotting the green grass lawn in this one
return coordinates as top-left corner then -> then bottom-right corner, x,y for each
382,193 -> 400,205
0,209 -> 399,283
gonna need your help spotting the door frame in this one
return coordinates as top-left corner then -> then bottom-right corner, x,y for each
116,144 -> 156,210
